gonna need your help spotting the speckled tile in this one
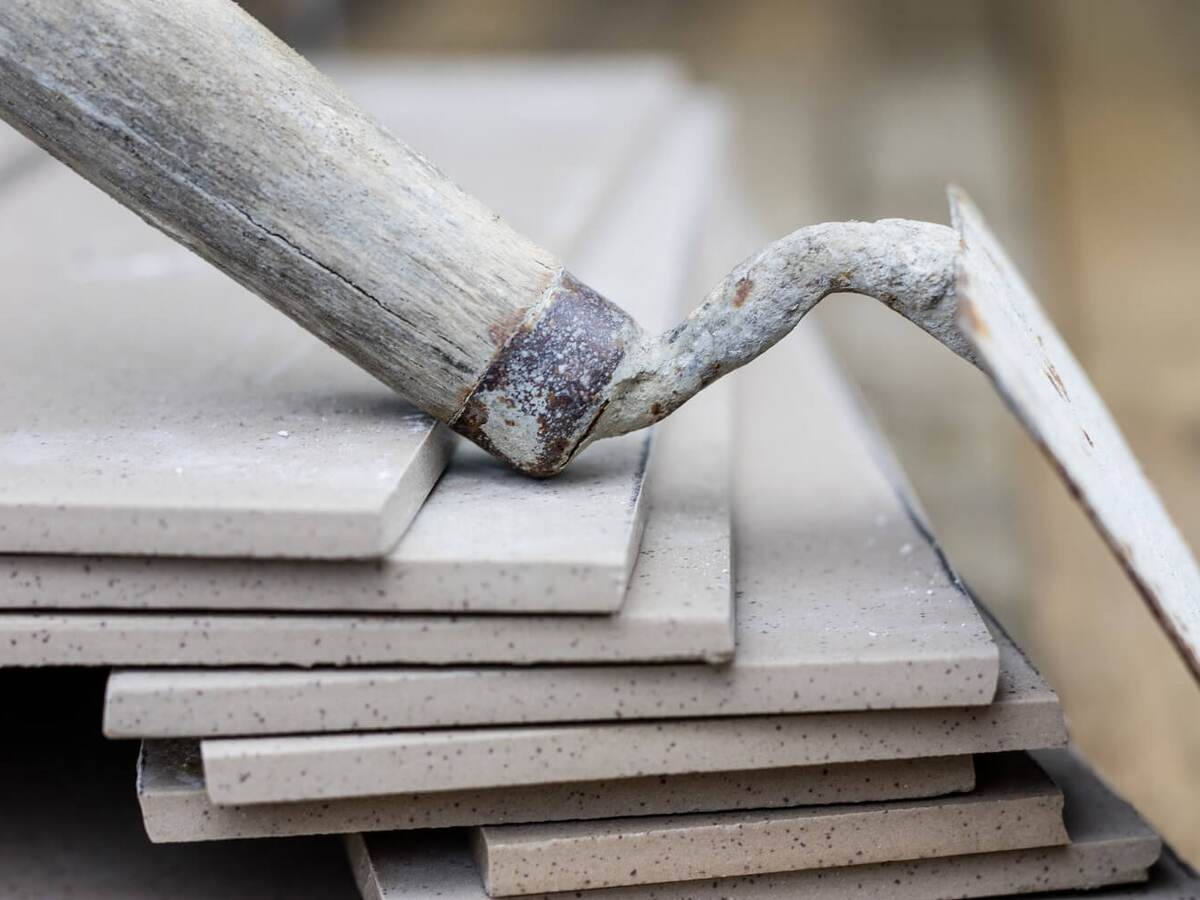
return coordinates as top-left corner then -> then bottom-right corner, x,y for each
0,403 -> 651,614
0,158 -> 454,560
198,624 -> 1061,805
103,325 -> 1000,736
137,742 -> 974,844
0,429 -> 651,614
0,374 -> 732,667
348,750 -> 1166,900
471,754 -> 1066,896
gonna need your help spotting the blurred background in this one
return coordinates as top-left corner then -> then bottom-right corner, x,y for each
245,0 -> 1200,863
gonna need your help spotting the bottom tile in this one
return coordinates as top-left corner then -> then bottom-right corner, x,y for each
471,753 -> 1066,896
347,749 -> 1164,900
138,740 -> 973,843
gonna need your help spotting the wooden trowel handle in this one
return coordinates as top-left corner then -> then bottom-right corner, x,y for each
0,0 -> 640,474
0,1 -> 974,478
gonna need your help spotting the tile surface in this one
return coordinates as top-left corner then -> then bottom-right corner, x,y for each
104,326 -> 1000,736
0,379 -> 731,667
348,750 -> 1166,900
471,754 -> 1067,896
1,169 -> 452,559
138,743 -> 973,844
0,146 -> 452,562
0,430 -> 650,613
198,623 -> 1061,804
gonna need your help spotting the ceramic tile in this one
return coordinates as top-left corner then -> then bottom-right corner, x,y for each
0,157 -> 448,561
197,624 -> 1060,804
137,743 -> 973,844
348,750 -> 1166,900
0,377 -> 732,667
471,754 -> 1067,896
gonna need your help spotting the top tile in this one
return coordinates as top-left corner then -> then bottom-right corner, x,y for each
0,166 -> 452,558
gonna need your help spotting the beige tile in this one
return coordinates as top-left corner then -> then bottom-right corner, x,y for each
471,754 -> 1066,896
197,624 -> 1058,805
0,430 -> 650,614
348,750 -> 1164,900
0,160 -> 453,559
138,743 -> 973,844
0,363 -> 732,667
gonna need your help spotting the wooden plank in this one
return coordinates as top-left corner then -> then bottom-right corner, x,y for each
0,373 -> 733,666
472,754 -> 1066,896
196,625 -> 1057,805
136,745 -> 974,844
349,750 -> 1163,900
103,325 -> 997,734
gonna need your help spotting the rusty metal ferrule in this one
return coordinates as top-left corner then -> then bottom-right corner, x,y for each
449,270 -> 643,477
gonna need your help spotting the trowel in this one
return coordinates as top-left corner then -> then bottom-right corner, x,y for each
2,0 -> 1198,684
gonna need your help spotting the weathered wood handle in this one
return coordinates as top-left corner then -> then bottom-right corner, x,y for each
0,0 -> 974,476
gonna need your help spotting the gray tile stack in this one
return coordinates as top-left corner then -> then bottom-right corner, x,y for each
0,60 -> 1195,900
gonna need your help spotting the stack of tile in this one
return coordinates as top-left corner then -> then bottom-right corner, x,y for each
0,60 -> 1196,900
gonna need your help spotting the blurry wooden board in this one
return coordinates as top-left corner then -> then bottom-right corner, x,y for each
196,624 -> 1057,804
952,187 -> 1200,685
1023,4 -> 1200,866
137,744 -> 974,844
104,326 -> 998,736
347,750 -> 1163,900
471,754 -> 1066,896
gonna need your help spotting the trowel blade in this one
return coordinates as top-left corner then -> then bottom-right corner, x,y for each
950,186 -> 1200,686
